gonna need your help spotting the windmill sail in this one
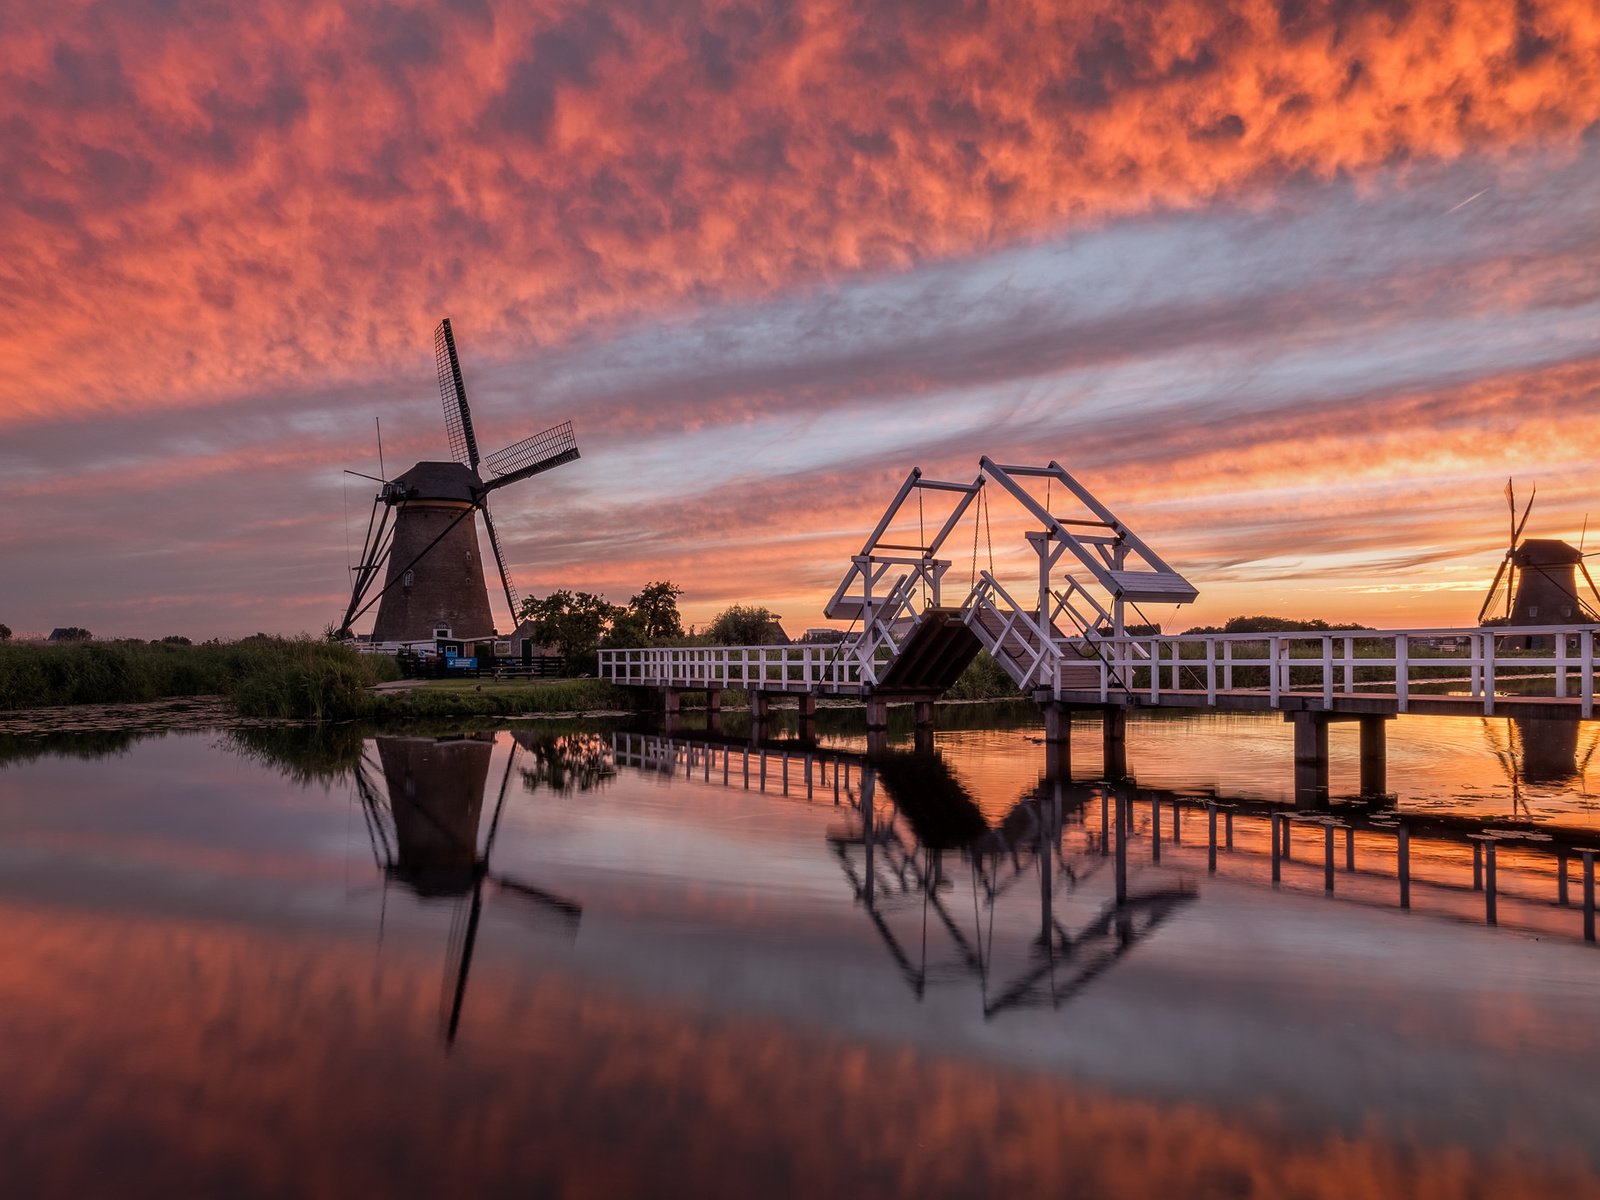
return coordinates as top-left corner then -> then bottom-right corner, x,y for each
479,501 -> 520,624
436,318 -> 481,470
482,420 -> 580,491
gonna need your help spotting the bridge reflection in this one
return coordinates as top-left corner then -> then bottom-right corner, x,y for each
610,731 -> 1600,951
612,732 -> 1196,1016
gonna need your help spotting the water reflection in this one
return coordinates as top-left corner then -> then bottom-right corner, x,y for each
353,734 -> 583,1043
616,733 -> 1197,1018
1,722 -> 1599,1195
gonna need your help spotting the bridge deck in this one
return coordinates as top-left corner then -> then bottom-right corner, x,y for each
1055,688 -> 1596,719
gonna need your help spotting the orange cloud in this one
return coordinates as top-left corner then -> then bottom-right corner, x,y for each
4,0 -> 1598,428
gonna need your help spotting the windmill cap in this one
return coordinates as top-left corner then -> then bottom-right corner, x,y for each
389,461 -> 482,503
1512,538 -> 1583,566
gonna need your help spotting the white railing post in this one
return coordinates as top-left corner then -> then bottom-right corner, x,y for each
1148,637 -> 1160,701
1557,631 -> 1569,699
1395,634 -> 1409,712
1322,636 -> 1333,707
1269,637 -> 1281,706
1584,629 -> 1595,719
1342,636 -> 1354,695
1223,640 -> 1234,692
1205,639 -> 1216,704
1482,632 -> 1496,715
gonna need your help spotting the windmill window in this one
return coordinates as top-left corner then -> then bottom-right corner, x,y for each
1529,605 -> 1540,618
402,570 -> 414,589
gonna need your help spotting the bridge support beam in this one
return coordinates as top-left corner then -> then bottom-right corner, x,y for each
797,693 -> 818,720
1289,712 -> 1329,808
706,689 -> 722,714
750,692 -> 770,722
1102,708 -> 1127,781
865,696 -> 889,730
1042,704 -> 1072,780
1359,715 -> 1390,796
914,700 -> 934,728
661,688 -> 681,714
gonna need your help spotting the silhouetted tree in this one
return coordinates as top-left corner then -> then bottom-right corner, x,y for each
518,590 -> 623,673
707,604 -> 785,645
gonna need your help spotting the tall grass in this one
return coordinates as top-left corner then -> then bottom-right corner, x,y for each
372,677 -> 633,718
0,638 -> 400,720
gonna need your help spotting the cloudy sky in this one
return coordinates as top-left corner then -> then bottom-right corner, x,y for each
3,0 -> 1599,638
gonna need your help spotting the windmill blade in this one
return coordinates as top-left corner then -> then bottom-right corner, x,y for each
479,500 -> 520,626
1511,485 -> 1537,547
443,876 -> 484,1048
435,318 -> 481,471
1477,558 -> 1509,625
1505,477 -> 1516,547
488,876 -> 583,934
480,420 -> 580,492
441,740 -> 519,1047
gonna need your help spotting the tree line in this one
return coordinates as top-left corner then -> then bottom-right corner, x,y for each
515,582 -> 787,674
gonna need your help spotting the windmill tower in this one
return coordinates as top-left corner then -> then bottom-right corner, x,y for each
1477,481 -> 1600,640
338,319 -> 580,645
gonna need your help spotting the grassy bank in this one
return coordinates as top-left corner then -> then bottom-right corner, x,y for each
0,639 -> 400,720
370,677 -> 634,718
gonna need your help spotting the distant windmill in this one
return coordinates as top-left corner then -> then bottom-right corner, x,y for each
338,318 -> 580,644
1477,480 -> 1600,628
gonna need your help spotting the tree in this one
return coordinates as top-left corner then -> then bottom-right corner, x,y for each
517,590 -> 623,673
707,604 -> 784,645
0,624 -> 10,641
628,581 -> 684,640
50,627 -> 92,642
1182,615 -> 1373,635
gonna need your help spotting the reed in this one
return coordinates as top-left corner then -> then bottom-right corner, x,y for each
0,638 -> 401,720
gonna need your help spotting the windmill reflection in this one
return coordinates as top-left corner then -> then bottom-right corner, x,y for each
1483,717 -> 1600,813
832,751 -> 1195,1018
353,734 -> 585,1044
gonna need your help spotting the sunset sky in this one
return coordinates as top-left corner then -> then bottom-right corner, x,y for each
4,0 -> 1599,639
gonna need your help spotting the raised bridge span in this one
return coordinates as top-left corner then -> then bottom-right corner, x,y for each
598,457 -> 1600,803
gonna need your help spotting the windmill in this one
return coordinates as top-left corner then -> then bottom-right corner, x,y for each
337,318 -> 580,645
1477,479 -> 1600,629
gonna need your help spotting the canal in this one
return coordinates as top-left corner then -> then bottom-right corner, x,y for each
0,704 -> 1596,1197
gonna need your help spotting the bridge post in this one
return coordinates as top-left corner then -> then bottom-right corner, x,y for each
1102,707 -> 1127,780
1289,712 -> 1329,807
865,695 -> 889,730
914,699 -> 934,729
706,688 -> 722,714
661,688 -> 680,715
1359,715 -> 1390,796
750,691 -> 771,722
797,692 -> 818,720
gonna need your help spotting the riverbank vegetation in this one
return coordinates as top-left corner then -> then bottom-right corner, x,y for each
0,638 -> 400,720
370,678 -> 634,718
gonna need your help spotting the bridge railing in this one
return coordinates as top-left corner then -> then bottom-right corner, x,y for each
961,572 -> 1071,690
1059,625 -> 1600,714
598,644 -> 867,691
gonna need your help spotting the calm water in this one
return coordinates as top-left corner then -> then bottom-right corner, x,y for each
0,706 -> 1598,1198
